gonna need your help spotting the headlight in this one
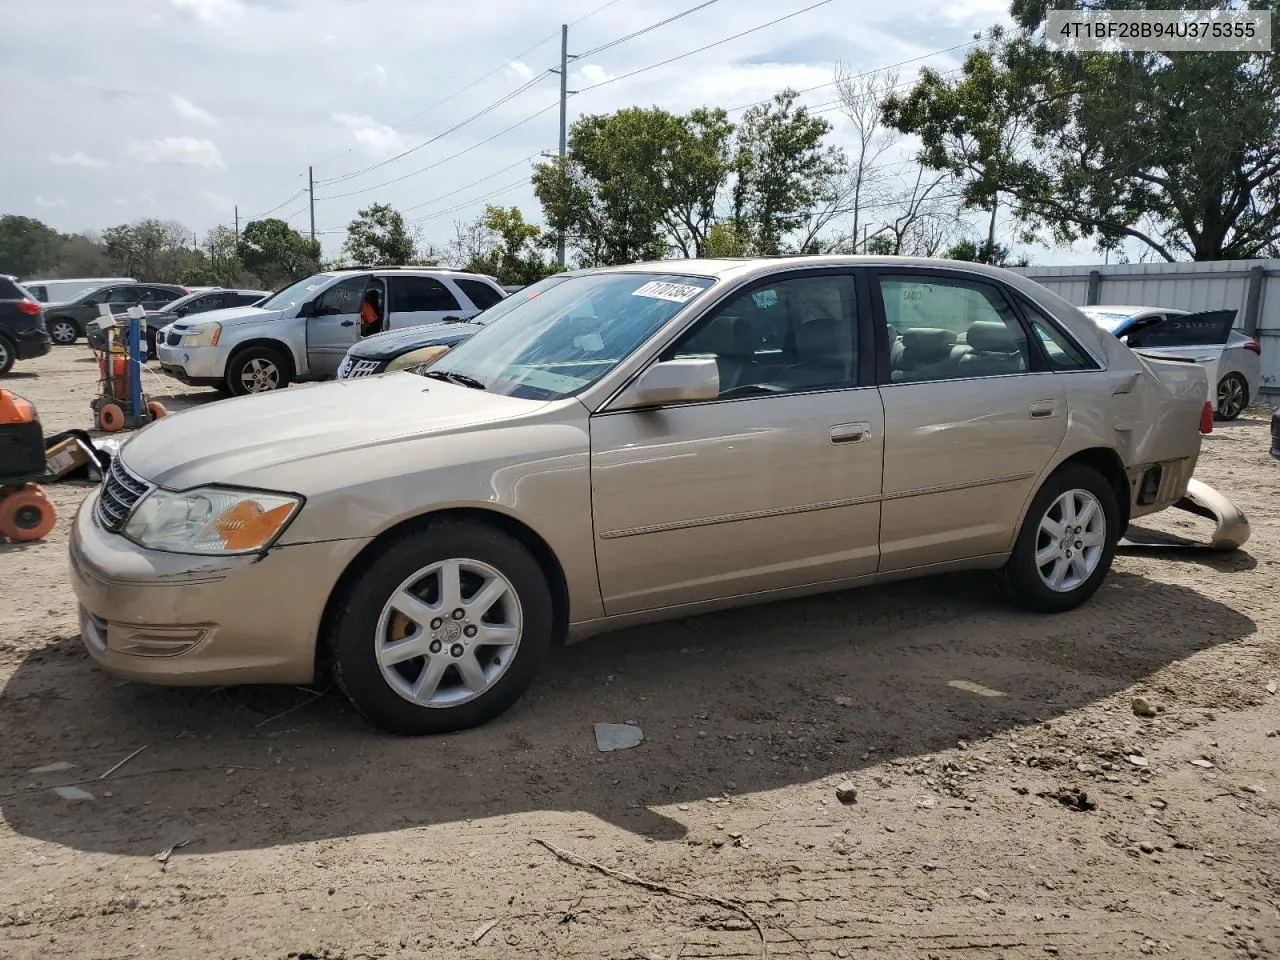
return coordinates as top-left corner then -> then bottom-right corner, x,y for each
386,344 -> 450,373
123,486 -> 301,554
182,322 -> 221,347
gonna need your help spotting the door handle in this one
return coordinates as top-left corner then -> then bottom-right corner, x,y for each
1028,399 -> 1058,419
340,319 -> 354,327
830,422 -> 872,444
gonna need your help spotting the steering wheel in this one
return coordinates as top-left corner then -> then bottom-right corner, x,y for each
718,382 -> 788,399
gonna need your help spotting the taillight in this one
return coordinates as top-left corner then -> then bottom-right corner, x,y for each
16,300 -> 40,316
1200,401 -> 1214,434
1244,340 -> 1261,355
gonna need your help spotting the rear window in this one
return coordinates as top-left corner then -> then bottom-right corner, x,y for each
0,278 -> 26,300
455,278 -> 505,311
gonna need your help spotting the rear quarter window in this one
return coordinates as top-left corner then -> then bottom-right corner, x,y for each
455,278 -> 505,311
0,278 -> 27,299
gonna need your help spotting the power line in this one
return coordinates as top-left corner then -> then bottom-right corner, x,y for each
399,154 -> 539,214
571,0 -> 627,25
316,100 -> 561,201
575,0 -> 836,94
576,0 -> 721,59
242,188 -> 308,222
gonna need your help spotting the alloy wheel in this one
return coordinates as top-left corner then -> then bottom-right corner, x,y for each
1035,488 -> 1106,593
1217,376 -> 1246,419
49,320 -> 76,345
374,557 -> 523,708
239,358 -> 281,392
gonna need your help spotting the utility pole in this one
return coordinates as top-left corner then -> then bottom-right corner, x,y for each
556,24 -> 569,268
234,205 -> 239,244
308,166 -> 316,245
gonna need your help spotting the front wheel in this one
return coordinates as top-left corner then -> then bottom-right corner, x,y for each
0,335 -> 14,376
996,463 -> 1120,613
329,519 -> 553,735
1216,372 -> 1248,421
48,318 -> 79,346
226,346 -> 291,396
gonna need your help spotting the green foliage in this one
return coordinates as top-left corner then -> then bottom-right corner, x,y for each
445,205 -> 559,284
732,91 -> 845,256
944,237 -> 1028,266
0,215 -> 63,277
341,203 -> 417,266
887,4 -> 1280,260
238,218 -> 321,287
703,222 -> 749,257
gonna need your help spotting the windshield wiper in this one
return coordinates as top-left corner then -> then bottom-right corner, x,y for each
423,369 -> 487,390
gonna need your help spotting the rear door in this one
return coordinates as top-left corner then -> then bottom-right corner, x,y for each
306,275 -> 369,375
385,274 -> 464,330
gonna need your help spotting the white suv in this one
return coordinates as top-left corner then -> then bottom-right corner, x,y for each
155,267 -> 506,395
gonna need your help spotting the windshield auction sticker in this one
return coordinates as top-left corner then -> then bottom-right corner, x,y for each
631,281 -> 704,303
1045,9 -> 1271,52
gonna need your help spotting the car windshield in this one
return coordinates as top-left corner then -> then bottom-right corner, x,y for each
424,272 -> 715,400
1081,309 -> 1137,334
259,273 -> 337,311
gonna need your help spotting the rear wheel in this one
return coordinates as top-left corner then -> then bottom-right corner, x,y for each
1216,372 -> 1248,421
0,335 -> 14,376
330,519 -> 553,735
48,318 -> 78,346
996,463 -> 1119,613
226,346 -> 291,396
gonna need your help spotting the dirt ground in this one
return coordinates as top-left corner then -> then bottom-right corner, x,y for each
1,347 -> 1277,960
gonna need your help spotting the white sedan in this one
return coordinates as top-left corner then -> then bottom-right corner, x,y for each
1081,304 -> 1261,420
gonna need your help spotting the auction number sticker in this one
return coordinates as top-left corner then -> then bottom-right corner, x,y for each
631,281 -> 703,303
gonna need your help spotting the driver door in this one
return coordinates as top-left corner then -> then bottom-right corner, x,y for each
306,275 -> 369,375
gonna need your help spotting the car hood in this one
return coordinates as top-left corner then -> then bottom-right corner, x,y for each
348,321 -> 483,360
170,305 -> 282,328
120,372 -> 546,490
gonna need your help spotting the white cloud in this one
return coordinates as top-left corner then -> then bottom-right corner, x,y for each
49,150 -> 110,168
507,60 -> 533,81
203,190 -> 234,212
332,112 -> 407,159
357,63 -> 389,88
35,195 -> 68,209
170,94 -> 219,125
574,63 -> 613,87
127,136 -> 225,167
165,0 -> 241,23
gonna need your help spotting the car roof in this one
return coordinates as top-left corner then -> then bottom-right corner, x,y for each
575,255 -> 1073,285
332,266 -> 500,282
1086,305 -> 1187,317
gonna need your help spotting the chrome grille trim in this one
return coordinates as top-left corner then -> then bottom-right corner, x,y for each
94,457 -> 152,532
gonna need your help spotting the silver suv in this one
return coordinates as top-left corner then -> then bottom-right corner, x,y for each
155,267 -> 506,395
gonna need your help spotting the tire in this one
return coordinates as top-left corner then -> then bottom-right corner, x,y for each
145,329 -> 158,361
996,463 -> 1120,613
1215,372 -> 1248,421
0,485 -> 57,541
0,335 -> 14,377
329,518 -> 554,735
97,402 -> 125,432
47,318 -> 79,346
226,346 -> 291,396
147,400 -> 168,421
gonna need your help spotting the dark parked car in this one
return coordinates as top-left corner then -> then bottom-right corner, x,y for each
0,277 -> 52,376
87,287 -> 270,357
43,282 -> 189,346
335,275 -> 564,379
1270,407 -> 1280,459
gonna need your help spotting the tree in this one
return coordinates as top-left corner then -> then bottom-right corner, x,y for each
890,2 -> 1280,261
657,108 -> 736,257
442,206 -> 559,284
835,65 -> 904,251
945,237 -> 1028,266
237,218 -> 321,287
0,215 -> 64,277
732,91 -> 846,255
342,203 -> 417,266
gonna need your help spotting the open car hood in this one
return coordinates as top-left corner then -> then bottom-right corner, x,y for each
1120,309 -> 1237,350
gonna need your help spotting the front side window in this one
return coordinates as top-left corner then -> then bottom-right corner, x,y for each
664,273 -> 860,397
426,272 -> 714,401
106,286 -> 142,304
314,276 -> 369,316
389,276 -> 460,313
880,275 -> 1030,383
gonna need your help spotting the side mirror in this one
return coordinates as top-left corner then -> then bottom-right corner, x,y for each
298,300 -> 316,318
610,358 -> 720,410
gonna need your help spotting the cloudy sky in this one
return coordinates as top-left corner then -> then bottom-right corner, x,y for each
1,0 -> 1110,264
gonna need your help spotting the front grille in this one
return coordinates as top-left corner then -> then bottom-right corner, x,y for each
165,331 -> 181,346
341,358 -> 384,379
94,456 -> 151,532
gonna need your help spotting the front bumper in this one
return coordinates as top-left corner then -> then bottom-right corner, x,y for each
13,327 -> 52,360
70,489 -> 371,685
156,341 -> 232,385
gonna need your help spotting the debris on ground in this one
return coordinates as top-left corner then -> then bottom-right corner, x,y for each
1036,786 -> 1098,812
1132,696 -> 1158,718
593,722 -> 644,752
835,780 -> 858,804
28,761 -> 75,774
51,785 -> 94,801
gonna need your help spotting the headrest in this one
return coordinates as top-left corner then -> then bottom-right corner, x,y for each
700,314 -> 757,358
900,327 -> 955,363
966,320 -> 1019,353
795,316 -> 844,362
